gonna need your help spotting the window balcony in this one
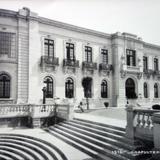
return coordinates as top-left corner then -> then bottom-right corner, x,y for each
153,70 -> 160,75
63,59 -> 79,68
143,69 -> 154,75
41,56 -> 59,66
82,61 -> 97,70
99,63 -> 113,71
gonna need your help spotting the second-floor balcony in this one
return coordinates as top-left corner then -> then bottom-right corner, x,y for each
99,63 -> 113,71
82,61 -> 97,70
41,56 -> 59,66
63,59 -> 79,68
143,69 -> 154,75
153,70 -> 160,75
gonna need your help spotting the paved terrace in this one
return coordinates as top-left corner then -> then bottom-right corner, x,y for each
74,107 -> 127,128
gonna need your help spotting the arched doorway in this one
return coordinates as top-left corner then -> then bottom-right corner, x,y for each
82,77 -> 92,98
125,78 -> 137,99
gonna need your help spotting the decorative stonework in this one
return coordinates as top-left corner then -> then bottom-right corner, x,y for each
83,69 -> 94,76
63,67 -> 77,75
120,70 -> 142,79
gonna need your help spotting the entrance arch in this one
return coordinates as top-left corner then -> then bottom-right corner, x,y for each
82,77 -> 92,98
125,78 -> 137,99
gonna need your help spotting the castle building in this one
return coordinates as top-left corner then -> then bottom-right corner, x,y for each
0,7 -> 160,108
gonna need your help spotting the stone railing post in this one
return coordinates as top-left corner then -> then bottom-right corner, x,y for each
30,104 -> 41,128
152,112 -> 160,159
125,104 -> 136,144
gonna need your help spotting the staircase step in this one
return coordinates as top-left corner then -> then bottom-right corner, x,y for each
0,138 -> 48,160
59,122 -> 135,150
64,121 -> 132,144
6,134 -> 68,160
49,127 -> 129,160
0,145 -> 33,160
0,154 -> 13,160
74,118 -> 126,132
45,128 -> 108,160
53,125 -> 136,160
0,149 -> 22,160
72,119 -> 125,135
0,134 -> 67,160
0,141 -> 41,160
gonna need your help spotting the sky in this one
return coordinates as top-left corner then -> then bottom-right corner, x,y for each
0,0 -> 160,45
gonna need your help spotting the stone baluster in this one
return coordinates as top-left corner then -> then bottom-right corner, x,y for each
142,113 -> 146,127
146,113 -> 151,128
137,112 -> 141,127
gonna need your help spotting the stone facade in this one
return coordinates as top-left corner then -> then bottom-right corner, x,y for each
0,8 -> 160,108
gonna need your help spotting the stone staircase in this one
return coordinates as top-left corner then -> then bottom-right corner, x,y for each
0,134 -> 68,160
46,118 -> 150,160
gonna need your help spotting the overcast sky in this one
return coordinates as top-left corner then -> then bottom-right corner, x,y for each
0,0 -> 160,45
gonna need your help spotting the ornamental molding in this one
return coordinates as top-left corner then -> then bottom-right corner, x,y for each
120,70 -> 142,79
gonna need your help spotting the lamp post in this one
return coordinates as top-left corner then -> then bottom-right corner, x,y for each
42,86 -> 46,104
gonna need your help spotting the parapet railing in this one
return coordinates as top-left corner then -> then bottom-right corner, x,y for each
0,103 -> 70,119
126,105 -> 160,142
0,104 -> 31,118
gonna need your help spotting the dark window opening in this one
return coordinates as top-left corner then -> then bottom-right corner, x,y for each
65,78 -> 74,98
44,76 -> 53,98
126,49 -> 136,66
101,49 -> 108,64
85,46 -> 92,62
82,77 -> 92,98
154,58 -> 159,71
144,82 -> 148,98
66,43 -> 75,61
125,78 -> 137,99
101,80 -> 108,98
0,74 -> 10,98
44,39 -> 54,57
154,83 -> 159,98
143,56 -> 148,70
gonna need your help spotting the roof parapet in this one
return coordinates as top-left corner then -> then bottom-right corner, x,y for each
18,7 -> 38,18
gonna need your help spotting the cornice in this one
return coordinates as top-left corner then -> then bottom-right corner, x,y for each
38,17 -> 111,39
143,42 -> 160,51
111,34 -> 143,44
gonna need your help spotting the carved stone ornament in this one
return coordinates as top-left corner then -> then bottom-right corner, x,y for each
137,72 -> 142,79
63,67 -> 76,75
121,70 -> 126,78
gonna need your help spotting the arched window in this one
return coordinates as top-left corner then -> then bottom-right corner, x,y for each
101,80 -> 108,98
0,74 -> 10,98
65,78 -> 74,98
44,76 -> 53,98
125,78 -> 137,99
144,82 -> 148,98
154,83 -> 159,98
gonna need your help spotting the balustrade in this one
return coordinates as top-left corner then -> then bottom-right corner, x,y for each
126,105 -> 160,142
0,104 -> 31,117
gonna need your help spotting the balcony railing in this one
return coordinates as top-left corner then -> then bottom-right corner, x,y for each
143,69 -> 154,74
41,56 -> 59,66
153,70 -> 160,75
63,59 -> 79,68
99,63 -> 113,71
82,61 -> 97,70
